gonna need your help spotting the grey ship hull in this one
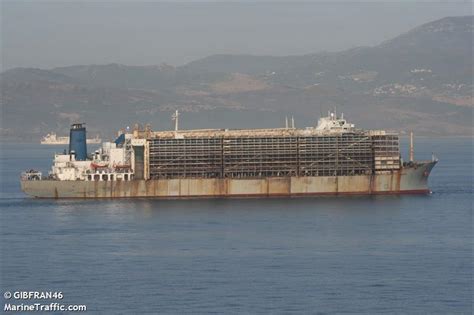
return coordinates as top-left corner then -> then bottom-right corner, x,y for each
21,161 -> 436,199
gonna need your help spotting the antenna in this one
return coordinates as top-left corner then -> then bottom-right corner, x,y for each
172,110 -> 179,131
291,116 -> 295,129
285,116 -> 288,129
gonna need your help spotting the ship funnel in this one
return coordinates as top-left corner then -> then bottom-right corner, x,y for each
69,123 -> 87,161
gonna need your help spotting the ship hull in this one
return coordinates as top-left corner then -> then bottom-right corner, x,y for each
21,162 -> 436,199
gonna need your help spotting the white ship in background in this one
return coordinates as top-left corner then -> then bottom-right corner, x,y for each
40,132 -> 101,145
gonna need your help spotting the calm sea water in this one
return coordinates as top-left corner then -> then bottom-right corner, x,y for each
0,138 -> 472,314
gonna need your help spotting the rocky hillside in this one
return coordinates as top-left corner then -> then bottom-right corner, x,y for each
1,16 -> 472,141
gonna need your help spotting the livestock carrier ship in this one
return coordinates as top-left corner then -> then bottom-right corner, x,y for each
21,112 -> 437,198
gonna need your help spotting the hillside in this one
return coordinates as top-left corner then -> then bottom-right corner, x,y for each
1,16 -> 472,141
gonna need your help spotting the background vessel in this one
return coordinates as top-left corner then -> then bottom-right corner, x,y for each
40,132 -> 101,145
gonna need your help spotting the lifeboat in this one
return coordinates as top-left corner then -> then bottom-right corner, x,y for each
90,162 -> 109,169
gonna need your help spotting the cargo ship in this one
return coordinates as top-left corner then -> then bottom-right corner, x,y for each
21,112 -> 437,198
40,132 -> 101,145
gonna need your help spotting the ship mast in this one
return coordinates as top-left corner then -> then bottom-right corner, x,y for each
172,110 -> 180,132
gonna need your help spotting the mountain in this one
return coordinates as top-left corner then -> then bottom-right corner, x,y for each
1,16 -> 472,141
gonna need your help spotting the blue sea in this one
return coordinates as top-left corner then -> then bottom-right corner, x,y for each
0,138 -> 472,314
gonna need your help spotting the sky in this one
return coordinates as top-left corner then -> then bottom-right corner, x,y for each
1,1 -> 472,70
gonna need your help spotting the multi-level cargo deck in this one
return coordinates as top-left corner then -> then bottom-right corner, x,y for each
21,113 -> 437,198
144,130 -> 398,179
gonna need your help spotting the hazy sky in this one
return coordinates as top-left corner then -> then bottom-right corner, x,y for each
1,1 -> 471,70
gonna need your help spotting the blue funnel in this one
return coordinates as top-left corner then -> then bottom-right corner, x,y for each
69,123 -> 87,161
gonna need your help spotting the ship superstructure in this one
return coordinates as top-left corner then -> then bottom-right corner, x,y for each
36,123 -> 134,182
22,113 -> 437,198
